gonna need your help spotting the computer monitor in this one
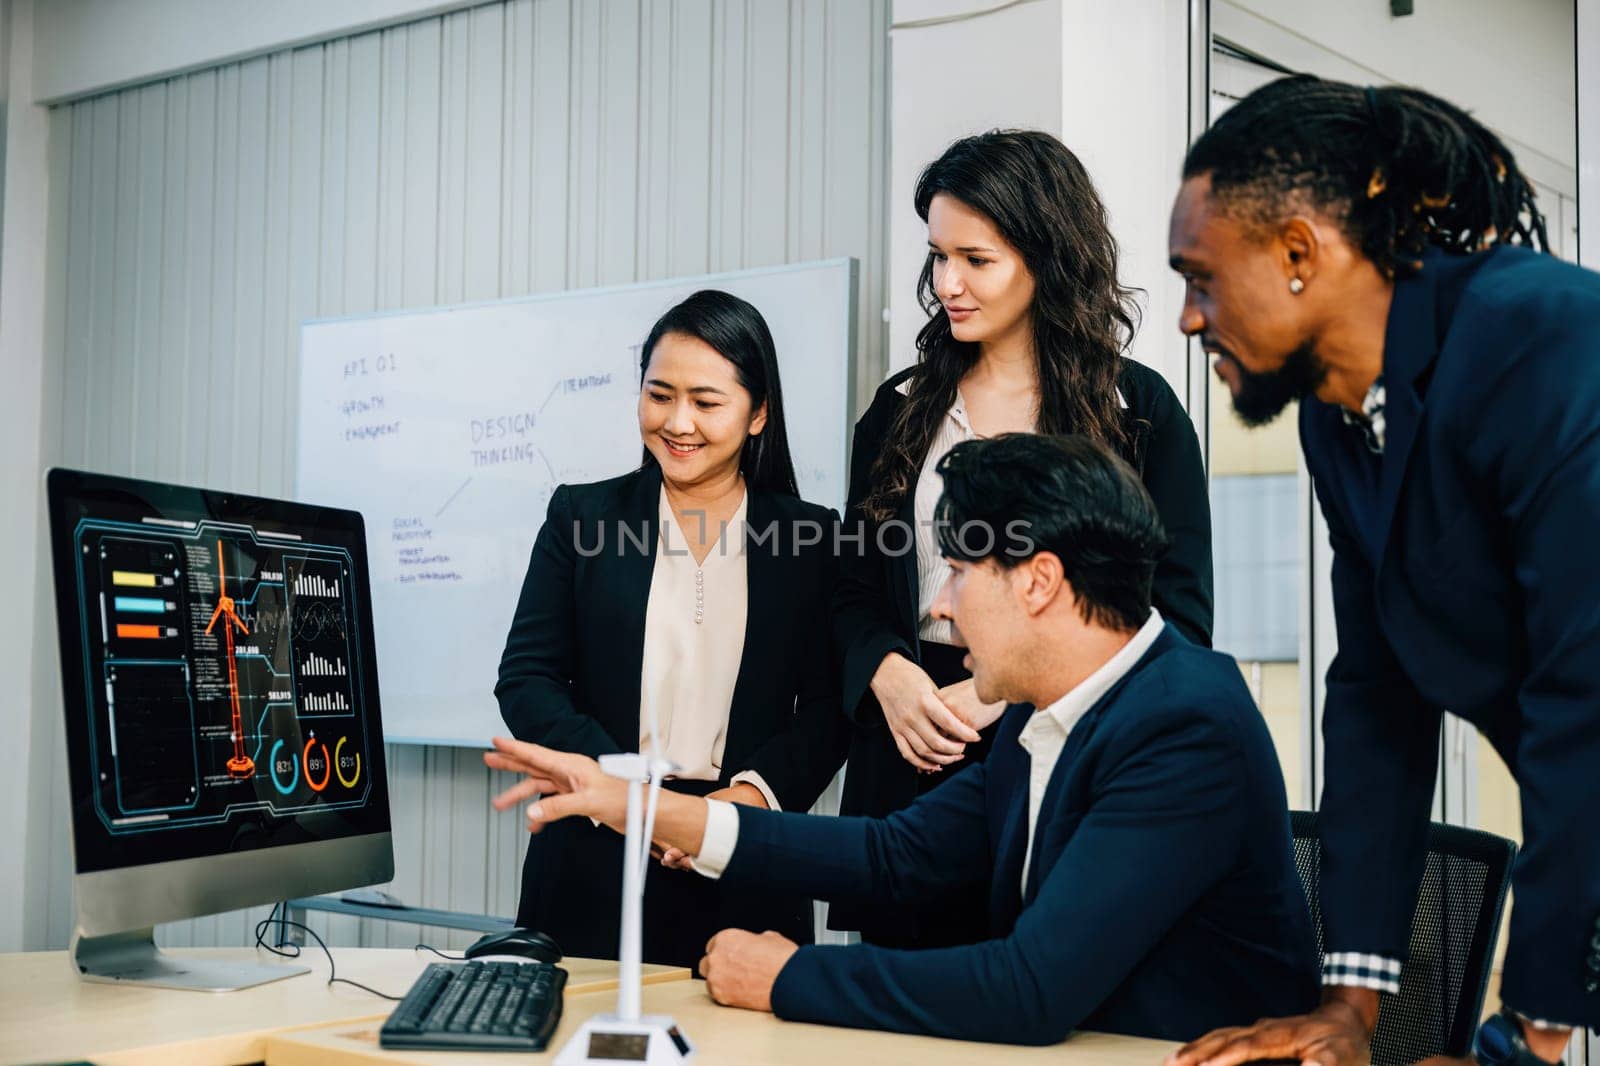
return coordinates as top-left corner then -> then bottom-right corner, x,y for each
45,467 -> 394,991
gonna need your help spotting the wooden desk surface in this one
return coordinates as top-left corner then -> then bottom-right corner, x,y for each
0,948 -> 687,1066
268,977 -> 1181,1065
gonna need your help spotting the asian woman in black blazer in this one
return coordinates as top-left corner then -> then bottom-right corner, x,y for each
495,290 -> 847,969
833,131 -> 1215,948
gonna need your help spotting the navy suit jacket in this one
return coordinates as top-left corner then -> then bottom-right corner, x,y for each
719,625 -> 1318,1044
1301,246 -> 1600,1024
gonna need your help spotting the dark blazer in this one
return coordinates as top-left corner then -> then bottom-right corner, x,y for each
719,624 -> 1318,1044
496,464 -> 849,967
832,359 -> 1214,823
1301,245 -> 1600,1026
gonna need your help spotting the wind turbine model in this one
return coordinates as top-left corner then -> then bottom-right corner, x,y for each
205,539 -> 254,780
555,679 -> 694,1064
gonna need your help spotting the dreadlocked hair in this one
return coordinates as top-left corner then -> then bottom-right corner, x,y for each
1184,75 -> 1548,278
861,130 -> 1139,522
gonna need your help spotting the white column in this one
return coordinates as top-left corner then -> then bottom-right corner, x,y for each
1061,0 -> 1196,403
0,0 -> 54,952
1580,0 -> 1597,272
1581,15 -> 1599,1066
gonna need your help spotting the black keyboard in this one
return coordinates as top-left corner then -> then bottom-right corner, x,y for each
379,960 -> 567,1051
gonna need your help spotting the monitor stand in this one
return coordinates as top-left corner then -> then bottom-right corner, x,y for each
71,927 -> 311,992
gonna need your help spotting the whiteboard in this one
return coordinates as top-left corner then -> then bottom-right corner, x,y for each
296,259 -> 856,747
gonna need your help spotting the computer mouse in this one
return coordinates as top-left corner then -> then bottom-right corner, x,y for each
463,928 -> 563,964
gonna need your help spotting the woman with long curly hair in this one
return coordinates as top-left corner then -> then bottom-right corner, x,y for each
832,130 -> 1213,948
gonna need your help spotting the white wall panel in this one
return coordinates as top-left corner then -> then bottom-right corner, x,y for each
2,0 -> 60,955
32,0 -> 482,105
34,0 -> 888,951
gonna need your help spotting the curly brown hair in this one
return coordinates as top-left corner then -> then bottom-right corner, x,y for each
862,130 -> 1139,522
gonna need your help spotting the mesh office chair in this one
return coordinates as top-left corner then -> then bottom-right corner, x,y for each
1289,810 -> 1517,1064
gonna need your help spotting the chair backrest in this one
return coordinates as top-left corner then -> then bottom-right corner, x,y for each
1289,810 -> 1517,1064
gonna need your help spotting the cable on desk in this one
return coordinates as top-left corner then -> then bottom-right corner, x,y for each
254,901 -> 405,1001
413,943 -> 466,961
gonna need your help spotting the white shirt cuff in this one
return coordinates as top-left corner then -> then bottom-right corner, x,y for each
687,798 -> 741,880
729,770 -> 781,812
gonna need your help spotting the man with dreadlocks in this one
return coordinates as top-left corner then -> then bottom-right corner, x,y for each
1164,75 -> 1598,1066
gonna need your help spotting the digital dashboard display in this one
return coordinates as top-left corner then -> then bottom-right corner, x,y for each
48,468 -> 391,873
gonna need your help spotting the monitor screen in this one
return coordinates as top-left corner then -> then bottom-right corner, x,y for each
47,468 -> 391,875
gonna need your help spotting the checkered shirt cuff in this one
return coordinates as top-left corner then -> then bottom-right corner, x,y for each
1322,952 -> 1401,995
1512,1009 -> 1576,1032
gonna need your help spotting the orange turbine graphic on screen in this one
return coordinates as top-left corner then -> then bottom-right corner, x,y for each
205,540 -> 255,780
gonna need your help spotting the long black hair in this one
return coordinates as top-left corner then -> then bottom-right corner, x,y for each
637,289 -> 800,497
862,130 -> 1139,522
1184,75 -> 1549,278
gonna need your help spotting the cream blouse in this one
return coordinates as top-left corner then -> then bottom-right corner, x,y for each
637,485 -> 777,809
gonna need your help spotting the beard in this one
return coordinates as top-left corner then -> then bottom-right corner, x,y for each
1221,340 -> 1328,427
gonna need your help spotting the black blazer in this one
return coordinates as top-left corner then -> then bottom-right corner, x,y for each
496,464 -> 849,965
723,625 -> 1319,1043
1301,246 -> 1600,1026
832,359 -> 1214,821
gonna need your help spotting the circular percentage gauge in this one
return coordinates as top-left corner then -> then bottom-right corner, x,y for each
303,738 -> 332,792
269,739 -> 299,796
334,736 -> 362,789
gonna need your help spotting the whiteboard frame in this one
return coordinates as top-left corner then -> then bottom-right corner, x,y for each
294,257 -> 859,748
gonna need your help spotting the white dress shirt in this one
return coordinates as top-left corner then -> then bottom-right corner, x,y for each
1014,609 -> 1163,888
639,485 -> 778,811
693,609 -> 1167,881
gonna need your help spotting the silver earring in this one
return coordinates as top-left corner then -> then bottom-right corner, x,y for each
1289,277 -> 1305,295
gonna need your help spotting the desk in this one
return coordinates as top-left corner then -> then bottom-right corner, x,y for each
270,978 -> 1181,1065
0,948 -> 686,1066
0,948 -> 1179,1065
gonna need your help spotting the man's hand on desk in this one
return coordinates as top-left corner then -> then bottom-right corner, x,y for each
699,930 -> 798,1013
658,783 -> 767,870
1164,991 -> 1373,1066
485,737 -> 628,832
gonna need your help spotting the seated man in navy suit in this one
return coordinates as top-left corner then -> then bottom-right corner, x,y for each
486,434 -> 1318,1045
